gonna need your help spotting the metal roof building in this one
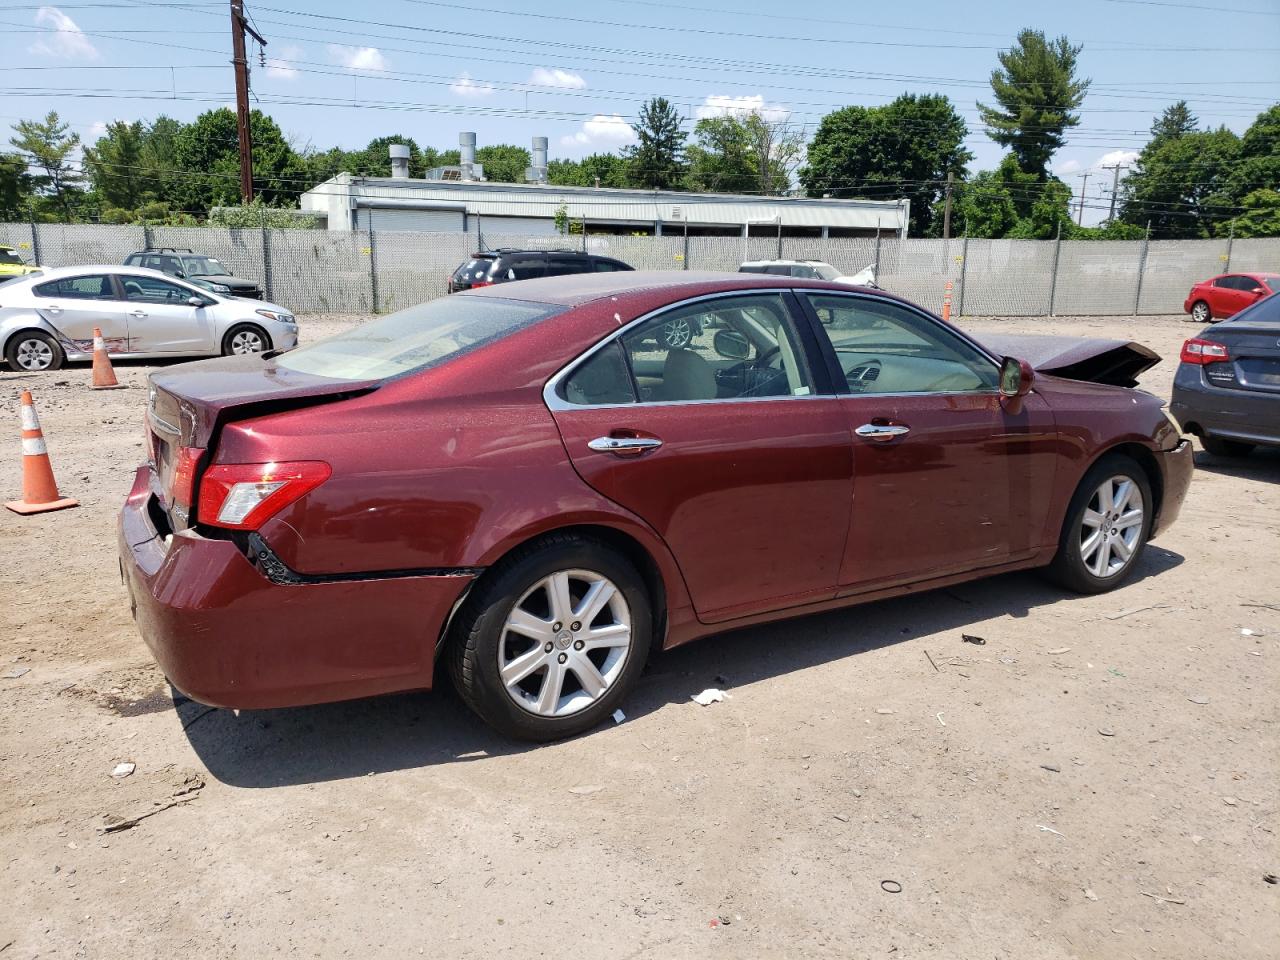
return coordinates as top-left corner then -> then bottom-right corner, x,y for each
300,172 -> 910,239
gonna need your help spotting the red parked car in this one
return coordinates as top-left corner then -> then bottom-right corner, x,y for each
1184,272 -> 1278,323
119,273 -> 1193,741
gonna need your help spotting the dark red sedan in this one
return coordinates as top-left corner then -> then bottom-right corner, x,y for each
1184,272 -> 1278,323
119,273 -> 1193,740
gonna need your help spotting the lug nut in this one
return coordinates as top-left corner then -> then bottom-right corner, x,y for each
552,621 -> 562,632
573,640 -> 584,651
544,642 -> 553,653
570,621 -> 581,632
557,652 -> 568,664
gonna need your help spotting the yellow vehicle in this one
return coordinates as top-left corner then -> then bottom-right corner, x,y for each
0,245 -> 42,278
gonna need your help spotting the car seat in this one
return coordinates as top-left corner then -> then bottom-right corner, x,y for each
657,348 -> 716,401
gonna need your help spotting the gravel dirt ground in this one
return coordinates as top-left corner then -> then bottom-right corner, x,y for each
1,311 -> 1277,959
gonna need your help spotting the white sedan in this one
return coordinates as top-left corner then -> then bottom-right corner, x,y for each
0,264 -> 298,372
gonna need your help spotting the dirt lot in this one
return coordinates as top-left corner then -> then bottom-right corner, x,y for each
1,312 -> 1277,959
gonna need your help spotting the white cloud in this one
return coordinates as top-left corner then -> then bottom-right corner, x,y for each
1094,149 -> 1140,171
450,72 -> 494,98
87,120 -> 107,140
328,45 -> 387,72
29,6 -> 98,60
695,95 -> 789,123
266,45 -> 302,80
1055,159 -> 1082,176
528,67 -> 586,90
560,114 -> 635,148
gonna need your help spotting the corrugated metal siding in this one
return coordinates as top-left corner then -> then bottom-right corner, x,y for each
356,207 -> 466,233
478,216 -> 559,235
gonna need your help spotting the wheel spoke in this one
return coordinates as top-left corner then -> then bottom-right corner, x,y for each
582,622 -> 630,649
501,645 -> 547,686
1080,529 -> 1102,560
1111,535 -> 1133,562
1096,479 -> 1112,515
575,579 -> 616,627
571,655 -> 607,699
546,572 -> 575,625
534,661 -> 565,715
506,607 -> 553,642
1112,479 -> 1134,513
1082,508 -> 1105,529
1091,539 -> 1112,577
1115,509 -> 1143,531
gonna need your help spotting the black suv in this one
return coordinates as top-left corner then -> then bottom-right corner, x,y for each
124,248 -> 263,300
447,249 -> 633,294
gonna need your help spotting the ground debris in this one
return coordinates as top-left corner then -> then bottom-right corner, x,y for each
99,773 -> 205,833
1105,603 -> 1170,621
691,689 -> 728,706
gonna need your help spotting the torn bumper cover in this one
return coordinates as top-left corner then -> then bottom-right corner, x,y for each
977,334 -> 1160,388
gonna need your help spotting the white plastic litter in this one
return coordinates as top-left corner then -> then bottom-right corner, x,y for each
612,709 -> 626,724
691,688 -> 727,706
110,762 -> 135,778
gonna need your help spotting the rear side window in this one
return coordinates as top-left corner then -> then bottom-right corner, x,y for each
34,275 -> 115,299
506,258 -> 547,281
277,296 -> 562,382
548,256 -> 590,276
561,342 -> 636,405
124,253 -> 143,266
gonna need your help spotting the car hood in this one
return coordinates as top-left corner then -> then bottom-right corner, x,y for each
193,273 -> 256,289
976,333 -> 1160,387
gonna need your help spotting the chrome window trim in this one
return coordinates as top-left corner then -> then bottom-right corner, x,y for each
544,287 -> 835,411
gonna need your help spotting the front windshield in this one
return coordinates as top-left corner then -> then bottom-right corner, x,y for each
183,256 -> 228,276
0,248 -> 24,265
277,295 -> 561,382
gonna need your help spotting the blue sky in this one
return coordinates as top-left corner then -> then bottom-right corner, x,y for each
1,0 -> 1278,223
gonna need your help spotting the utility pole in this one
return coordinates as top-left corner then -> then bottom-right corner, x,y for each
229,0 -> 266,203
1101,162 -> 1129,224
942,171 -> 954,240
1075,171 -> 1091,226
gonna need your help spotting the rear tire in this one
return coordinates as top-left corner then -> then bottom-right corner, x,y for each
5,330 -> 63,371
1201,435 -> 1255,458
1190,300 -> 1211,323
221,323 -> 270,356
1044,454 -> 1153,595
447,534 -> 652,741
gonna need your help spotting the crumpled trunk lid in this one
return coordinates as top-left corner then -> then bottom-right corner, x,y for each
976,333 -> 1160,387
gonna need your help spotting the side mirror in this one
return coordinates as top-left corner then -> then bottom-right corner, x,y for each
187,296 -> 206,307
713,329 -> 751,361
999,356 -> 1034,398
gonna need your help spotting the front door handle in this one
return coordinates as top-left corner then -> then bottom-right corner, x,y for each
588,436 -> 663,455
46,305 -> 62,315
855,423 -> 910,442
130,309 -> 147,318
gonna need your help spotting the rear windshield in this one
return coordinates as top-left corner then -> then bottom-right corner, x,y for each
452,257 -> 496,282
0,248 -> 24,265
276,295 -> 561,381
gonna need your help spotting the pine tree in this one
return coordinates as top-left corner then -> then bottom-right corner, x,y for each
626,97 -> 687,190
9,111 -> 82,222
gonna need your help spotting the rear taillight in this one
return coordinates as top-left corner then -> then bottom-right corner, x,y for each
470,280 -> 492,288
172,446 -> 204,509
1180,338 -> 1230,365
197,461 -> 331,530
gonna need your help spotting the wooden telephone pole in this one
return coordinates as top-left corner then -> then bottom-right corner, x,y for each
230,0 -> 267,203
1101,162 -> 1129,224
942,171 -> 955,240
1075,171 -> 1091,226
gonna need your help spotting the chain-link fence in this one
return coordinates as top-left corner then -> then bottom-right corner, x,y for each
4,221 -> 1278,317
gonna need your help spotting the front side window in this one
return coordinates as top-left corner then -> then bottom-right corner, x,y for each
33,275 -> 115,300
607,294 -> 814,404
805,293 -> 998,394
122,275 -> 195,304
278,295 -> 561,382
183,256 -> 227,276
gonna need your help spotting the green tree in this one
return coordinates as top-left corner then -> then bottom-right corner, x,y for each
626,97 -> 686,189
1149,100 -> 1198,150
1233,189 -> 1280,238
1121,126 -> 1241,238
548,153 -> 632,188
171,108 -> 306,212
9,111 -> 82,222
978,30 -> 1091,179
686,112 -> 802,194
0,152 -> 32,220
84,120 -> 149,209
141,115 -> 184,206
474,143 -> 531,183
949,155 -> 1074,239
801,94 -> 972,236
1227,104 -> 1280,223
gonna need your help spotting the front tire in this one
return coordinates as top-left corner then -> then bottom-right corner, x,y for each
1201,435 -> 1255,458
221,323 -> 270,356
5,330 -> 64,372
447,534 -> 652,741
1190,300 -> 1211,323
1044,454 -> 1153,594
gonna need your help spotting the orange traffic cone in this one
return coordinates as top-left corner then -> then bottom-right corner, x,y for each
91,327 -> 125,390
5,390 -> 78,515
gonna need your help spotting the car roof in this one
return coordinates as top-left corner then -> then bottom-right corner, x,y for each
459,270 -> 876,308
739,259 -> 829,266
13,264 -> 193,281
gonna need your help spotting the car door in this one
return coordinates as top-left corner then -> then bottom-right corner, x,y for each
30,274 -> 130,353
120,273 -> 215,353
798,291 -> 1059,592
548,291 -> 853,623
1210,276 -> 1243,317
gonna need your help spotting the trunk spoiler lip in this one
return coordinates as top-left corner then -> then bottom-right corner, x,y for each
974,333 -> 1160,388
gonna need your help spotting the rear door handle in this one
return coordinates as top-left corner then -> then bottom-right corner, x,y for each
588,436 -> 663,455
855,423 -> 910,441
130,309 -> 147,318
46,305 -> 62,315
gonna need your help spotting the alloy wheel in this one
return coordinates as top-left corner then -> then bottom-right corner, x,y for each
16,338 -> 54,371
1078,475 -> 1144,579
661,319 -> 694,349
1191,302 -> 1209,323
230,329 -> 265,354
498,568 -> 632,718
